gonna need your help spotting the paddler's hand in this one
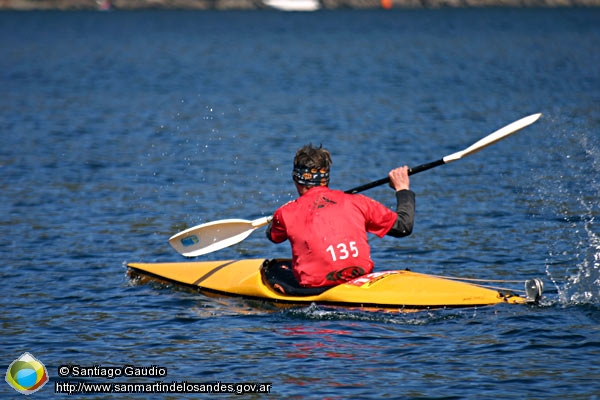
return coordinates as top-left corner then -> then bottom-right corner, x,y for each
388,166 -> 410,191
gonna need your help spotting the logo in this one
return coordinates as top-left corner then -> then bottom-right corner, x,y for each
326,266 -> 365,282
181,235 -> 199,247
346,271 -> 398,287
6,353 -> 49,395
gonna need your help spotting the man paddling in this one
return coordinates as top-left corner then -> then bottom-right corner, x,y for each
265,143 -> 415,293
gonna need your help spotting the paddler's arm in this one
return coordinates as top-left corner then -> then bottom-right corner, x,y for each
266,212 -> 288,243
266,222 -> 276,242
387,190 -> 415,237
386,166 -> 415,238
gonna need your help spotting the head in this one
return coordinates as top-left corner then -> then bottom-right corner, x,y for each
292,144 -> 332,193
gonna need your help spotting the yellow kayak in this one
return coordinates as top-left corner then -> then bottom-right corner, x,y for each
127,258 -> 543,312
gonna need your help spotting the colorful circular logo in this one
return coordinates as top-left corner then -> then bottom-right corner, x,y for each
5,352 -> 49,395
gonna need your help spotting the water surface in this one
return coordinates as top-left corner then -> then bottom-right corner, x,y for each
1,8 -> 599,399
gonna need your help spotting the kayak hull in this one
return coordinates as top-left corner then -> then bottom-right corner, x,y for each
127,259 -> 535,311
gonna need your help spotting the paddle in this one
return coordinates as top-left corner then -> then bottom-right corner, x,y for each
169,113 -> 542,257
346,112 -> 542,193
169,216 -> 273,258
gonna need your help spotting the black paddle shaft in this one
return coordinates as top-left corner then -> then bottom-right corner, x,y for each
344,158 -> 446,194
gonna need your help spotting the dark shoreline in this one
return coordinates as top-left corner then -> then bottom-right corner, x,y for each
1,0 -> 599,10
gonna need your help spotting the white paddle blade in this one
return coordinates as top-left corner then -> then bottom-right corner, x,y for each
443,113 -> 542,163
169,216 -> 272,257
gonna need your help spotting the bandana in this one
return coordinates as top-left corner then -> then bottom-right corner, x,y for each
292,166 -> 330,187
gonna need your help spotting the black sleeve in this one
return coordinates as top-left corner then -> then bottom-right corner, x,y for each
386,189 -> 415,238
266,222 -> 275,243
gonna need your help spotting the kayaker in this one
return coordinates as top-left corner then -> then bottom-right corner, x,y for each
265,143 -> 415,294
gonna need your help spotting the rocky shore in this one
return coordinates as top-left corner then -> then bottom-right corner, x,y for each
0,0 -> 598,10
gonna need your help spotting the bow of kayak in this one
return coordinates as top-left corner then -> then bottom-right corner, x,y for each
127,258 -> 542,311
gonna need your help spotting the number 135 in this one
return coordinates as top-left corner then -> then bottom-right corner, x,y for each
326,242 -> 359,262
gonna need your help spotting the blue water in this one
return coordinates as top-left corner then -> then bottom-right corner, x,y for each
2,8 -> 599,399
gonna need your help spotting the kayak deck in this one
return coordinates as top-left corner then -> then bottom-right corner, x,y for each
127,258 -> 541,311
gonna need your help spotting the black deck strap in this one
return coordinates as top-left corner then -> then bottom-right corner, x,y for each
193,260 -> 239,286
262,259 -> 334,296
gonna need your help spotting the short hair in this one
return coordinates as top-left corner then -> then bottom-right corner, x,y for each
293,144 -> 332,171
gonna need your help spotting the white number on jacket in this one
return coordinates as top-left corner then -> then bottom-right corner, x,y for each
326,242 -> 358,262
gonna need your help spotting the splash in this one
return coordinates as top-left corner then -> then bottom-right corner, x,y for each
544,117 -> 600,306
552,213 -> 600,305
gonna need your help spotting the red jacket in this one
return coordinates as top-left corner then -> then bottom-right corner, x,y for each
268,186 -> 398,287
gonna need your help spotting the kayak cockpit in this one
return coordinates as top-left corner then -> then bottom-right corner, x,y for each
261,259 -> 335,297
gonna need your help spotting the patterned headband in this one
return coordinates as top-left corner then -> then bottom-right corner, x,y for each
292,166 -> 330,187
